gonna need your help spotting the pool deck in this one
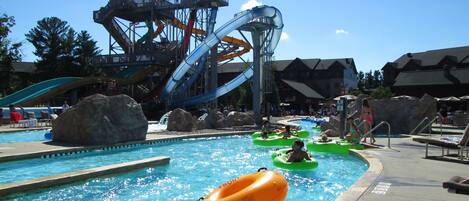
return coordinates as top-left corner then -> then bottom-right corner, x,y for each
356,137 -> 468,201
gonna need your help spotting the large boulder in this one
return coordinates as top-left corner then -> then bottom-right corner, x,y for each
167,108 -> 196,132
369,94 -> 437,134
224,111 -> 255,127
203,109 -> 225,129
52,94 -> 148,145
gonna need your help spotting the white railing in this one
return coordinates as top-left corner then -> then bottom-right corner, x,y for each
410,116 -> 441,136
361,121 -> 392,148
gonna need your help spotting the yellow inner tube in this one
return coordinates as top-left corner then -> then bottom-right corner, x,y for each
203,170 -> 288,201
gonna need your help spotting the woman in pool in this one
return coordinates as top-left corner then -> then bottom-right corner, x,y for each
361,99 -> 375,144
286,140 -> 311,162
346,116 -> 361,144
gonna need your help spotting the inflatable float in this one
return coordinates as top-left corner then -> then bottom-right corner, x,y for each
44,131 -> 53,140
251,130 -> 309,139
202,168 -> 288,201
272,148 -> 318,171
252,135 -> 300,146
306,140 -> 364,154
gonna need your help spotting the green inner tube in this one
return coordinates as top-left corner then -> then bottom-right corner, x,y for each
271,148 -> 318,170
251,130 -> 309,139
252,136 -> 300,146
306,140 -> 364,154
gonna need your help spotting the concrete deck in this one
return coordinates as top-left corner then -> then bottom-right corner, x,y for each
357,137 -> 468,201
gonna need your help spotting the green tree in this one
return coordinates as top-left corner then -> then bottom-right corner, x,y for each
74,31 -> 101,76
26,17 -> 75,80
364,70 -> 373,89
373,70 -> 383,87
0,14 -> 22,96
357,71 -> 365,90
370,86 -> 394,99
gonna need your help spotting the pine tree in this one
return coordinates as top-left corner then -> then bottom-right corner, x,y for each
74,31 -> 101,76
26,17 -> 74,80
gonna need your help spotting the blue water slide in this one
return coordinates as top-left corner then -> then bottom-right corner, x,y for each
161,6 -> 283,107
0,77 -> 82,107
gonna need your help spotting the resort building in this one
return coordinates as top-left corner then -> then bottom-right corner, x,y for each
218,57 -> 359,109
382,46 -> 469,97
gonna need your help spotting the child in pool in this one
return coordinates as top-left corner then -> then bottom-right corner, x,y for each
282,125 -> 298,139
286,140 -> 311,162
261,121 -> 272,139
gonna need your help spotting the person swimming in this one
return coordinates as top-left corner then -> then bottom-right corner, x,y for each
286,140 -> 311,162
261,121 -> 272,139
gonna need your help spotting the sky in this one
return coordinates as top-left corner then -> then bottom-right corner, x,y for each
2,0 -> 469,72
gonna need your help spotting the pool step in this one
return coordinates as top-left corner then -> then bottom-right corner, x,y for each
0,156 -> 170,197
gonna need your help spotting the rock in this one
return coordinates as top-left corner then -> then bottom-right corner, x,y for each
323,129 -> 339,137
203,109 -> 225,129
52,94 -> 148,145
369,94 -> 437,134
224,111 -> 255,127
167,108 -> 196,132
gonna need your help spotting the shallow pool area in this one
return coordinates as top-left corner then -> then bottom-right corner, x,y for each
0,130 -> 48,144
4,135 -> 368,201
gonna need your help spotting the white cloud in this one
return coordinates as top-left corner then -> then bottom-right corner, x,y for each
241,0 -> 263,11
280,32 -> 289,40
335,29 -> 349,35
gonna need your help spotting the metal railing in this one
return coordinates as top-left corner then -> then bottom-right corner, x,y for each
361,121 -> 392,148
410,116 -> 441,136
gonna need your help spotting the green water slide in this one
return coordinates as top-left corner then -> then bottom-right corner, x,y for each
0,65 -> 154,107
0,77 -> 82,107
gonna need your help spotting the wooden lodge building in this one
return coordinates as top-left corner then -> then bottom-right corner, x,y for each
382,46 -> 469,97
218,58 -> 359,110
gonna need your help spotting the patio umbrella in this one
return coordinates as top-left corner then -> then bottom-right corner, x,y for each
438,96 -> 461,102
391,95 -> 418,100
333,95 -> 357,101
459,95 -> 469,100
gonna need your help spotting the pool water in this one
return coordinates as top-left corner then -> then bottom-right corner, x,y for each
290,119 -> 321,137
0,130 -> 48,144
4,136 -> 367,201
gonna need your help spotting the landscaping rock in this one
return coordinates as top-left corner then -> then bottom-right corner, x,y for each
52,94 -> 148,145
224,111 -> 255,127
167,108 -> 196,132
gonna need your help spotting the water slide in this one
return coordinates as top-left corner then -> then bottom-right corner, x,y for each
162,6 -> 283,107
0,66 -> 158,107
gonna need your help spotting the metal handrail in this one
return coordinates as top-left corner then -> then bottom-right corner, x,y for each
409,117 -> 429,135
416,116 -> 440,136
361,121 -> 392,148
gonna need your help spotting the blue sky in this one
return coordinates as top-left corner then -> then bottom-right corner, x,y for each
2,0 -> 469,72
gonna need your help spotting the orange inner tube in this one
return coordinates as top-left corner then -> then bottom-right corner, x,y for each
204,170 -> 288,201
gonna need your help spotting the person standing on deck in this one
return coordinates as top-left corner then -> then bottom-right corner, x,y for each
62,101 -> 70,113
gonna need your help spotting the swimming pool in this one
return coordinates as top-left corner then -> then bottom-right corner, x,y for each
289,119 -> 321,137
0,130 -> 48,144
4,136 -> 368,201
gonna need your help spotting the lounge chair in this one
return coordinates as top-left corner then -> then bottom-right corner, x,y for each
38,111 -> 52,126
416,124 -> 469,160
443,176 -> 469,195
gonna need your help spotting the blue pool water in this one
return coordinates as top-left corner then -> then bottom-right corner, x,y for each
290,119 -> 321,137
4,136 -> 367,201
0,130 -> 48,144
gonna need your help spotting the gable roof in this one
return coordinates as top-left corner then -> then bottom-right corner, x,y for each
393,68 -> 469,86
281,79 -> 324,99
218,58 -> 357,73
391,46 -> 469,69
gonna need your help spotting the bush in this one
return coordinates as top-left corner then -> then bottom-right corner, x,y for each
370,86 -> 394,99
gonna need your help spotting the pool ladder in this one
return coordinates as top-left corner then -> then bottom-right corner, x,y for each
409,116 -> 442,136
